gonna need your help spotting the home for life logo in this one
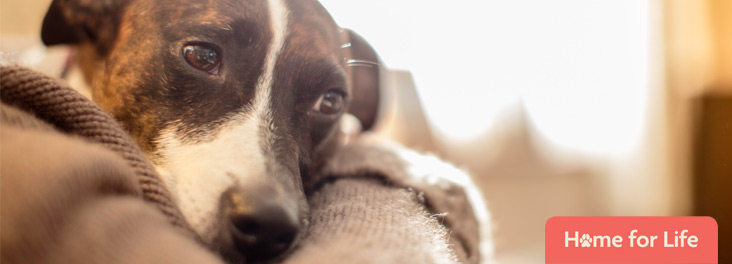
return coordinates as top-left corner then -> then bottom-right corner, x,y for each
565,229 -> 697,248
545,216 -> 718,264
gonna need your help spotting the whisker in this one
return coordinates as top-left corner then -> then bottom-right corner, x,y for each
347,64 -> 375,68
215,23 -> 233,31
346,59 -> 379,68
341,42 -> 352,48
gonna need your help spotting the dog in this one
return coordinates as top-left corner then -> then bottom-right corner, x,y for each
41,0 -> 381,262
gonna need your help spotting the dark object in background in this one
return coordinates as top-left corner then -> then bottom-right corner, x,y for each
692,92 -> 732,264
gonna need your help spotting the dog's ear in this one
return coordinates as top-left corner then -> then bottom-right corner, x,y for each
345,30 -> 381,131
41,0 -> 127,54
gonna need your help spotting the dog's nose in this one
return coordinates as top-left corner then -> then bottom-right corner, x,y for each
223,188 -> 300,261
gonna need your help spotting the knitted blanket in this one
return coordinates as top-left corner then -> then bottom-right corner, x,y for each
0,65 -> 489,263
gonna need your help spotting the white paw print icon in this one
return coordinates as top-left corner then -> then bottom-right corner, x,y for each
580,234 -> 592,247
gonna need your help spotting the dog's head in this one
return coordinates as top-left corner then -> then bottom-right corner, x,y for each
42,0 -> 380,261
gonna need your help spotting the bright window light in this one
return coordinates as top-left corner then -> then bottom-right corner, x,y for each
320,0 -> 648,154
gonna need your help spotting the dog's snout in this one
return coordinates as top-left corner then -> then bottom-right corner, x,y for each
223,188 -> 299,261
231,207 -> 298,256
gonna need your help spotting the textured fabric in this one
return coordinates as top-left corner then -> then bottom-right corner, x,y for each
310,138 -> 486,263
286,178 -> 458,264
1,122 -> 224,264
0,65 -> 484,263
0,65 -> 193,234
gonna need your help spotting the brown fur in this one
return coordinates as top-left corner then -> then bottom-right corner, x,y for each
42,0 -> 381,261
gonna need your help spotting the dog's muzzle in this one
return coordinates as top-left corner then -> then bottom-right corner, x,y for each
221,185 -> 300,261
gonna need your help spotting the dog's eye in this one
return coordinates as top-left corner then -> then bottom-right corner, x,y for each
182,44 -> 221,74
312,90 -> 345,115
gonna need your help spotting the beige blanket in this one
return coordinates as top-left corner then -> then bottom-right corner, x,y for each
1,65 -> 485,263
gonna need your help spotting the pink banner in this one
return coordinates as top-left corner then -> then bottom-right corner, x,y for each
545,216 -> 717,263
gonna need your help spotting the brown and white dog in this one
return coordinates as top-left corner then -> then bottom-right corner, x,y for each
41,0 -> 380,262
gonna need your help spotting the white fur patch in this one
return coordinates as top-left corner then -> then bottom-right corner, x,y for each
373,139 -> 495,264
155,0 -> 290,243
156,115 -> 268,242
255,0 -> 289,122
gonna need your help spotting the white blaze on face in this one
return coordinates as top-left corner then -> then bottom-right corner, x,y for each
155,0 -> 290,243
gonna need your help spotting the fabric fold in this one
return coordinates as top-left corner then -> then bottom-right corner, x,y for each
1,64 -> 487,263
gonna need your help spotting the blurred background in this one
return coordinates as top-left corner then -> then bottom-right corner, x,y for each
2,0 -> 730,263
